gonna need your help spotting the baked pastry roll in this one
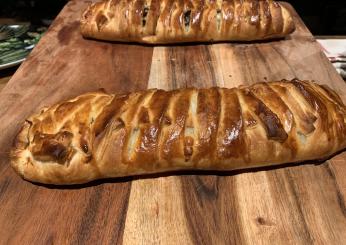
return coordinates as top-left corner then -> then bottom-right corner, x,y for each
11,79 -> 346,184
80,0 -> 295,43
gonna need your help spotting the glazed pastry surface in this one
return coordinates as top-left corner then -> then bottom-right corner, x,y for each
11,79 -> 346,184
80,0 -> 295,43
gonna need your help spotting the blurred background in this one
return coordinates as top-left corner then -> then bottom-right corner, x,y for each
289,0 -> 346,35
0,0 -> 66,26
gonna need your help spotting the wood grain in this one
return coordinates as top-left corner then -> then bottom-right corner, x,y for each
0,0 -> 346,244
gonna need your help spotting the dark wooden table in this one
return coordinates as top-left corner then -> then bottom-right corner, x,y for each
0,1 -> 346,244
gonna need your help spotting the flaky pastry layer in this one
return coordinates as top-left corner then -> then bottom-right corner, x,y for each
11,79 -> 346,184
80,0 -> 295,43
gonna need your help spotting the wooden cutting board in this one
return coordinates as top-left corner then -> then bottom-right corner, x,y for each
1,1 -> 346,244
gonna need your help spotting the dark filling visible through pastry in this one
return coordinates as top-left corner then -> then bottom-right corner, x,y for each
183,10 -> 191,32
142,6 -> 149,27
96,13 -> 108,31
31,131 -> 74,164
256,101 -> 288,142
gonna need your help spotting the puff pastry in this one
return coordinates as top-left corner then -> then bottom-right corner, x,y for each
11,79 -> 346,184
80,0 -> 295,43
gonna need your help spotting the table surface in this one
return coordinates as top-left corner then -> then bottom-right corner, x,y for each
1,1 -> 346,244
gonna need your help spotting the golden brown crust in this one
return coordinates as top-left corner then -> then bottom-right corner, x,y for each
80,0 -> 295,44
11,79 -> 346,184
